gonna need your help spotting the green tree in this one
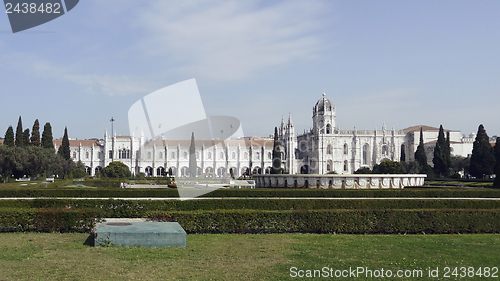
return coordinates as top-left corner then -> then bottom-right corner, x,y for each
414,127 -> 427,171
71,161 -> 87,179
4,126 -> 14,147
15,116 -> 24,147
0,146 -> 27,181
23,128 -> 30,146
433,125 -> 450,177
400,161 -> 422,174
102,161 -> 131,178
30,119 -> 41,146
270,127 -> 282,174
57,127 -> 70,160
188,132 -> 197,177
469,124 -> 495,178
41,122 -> 54,151
494,137 -> 500,173
372,159 -> 401,174
450,155 -> 470,176
354,167 -> 372,174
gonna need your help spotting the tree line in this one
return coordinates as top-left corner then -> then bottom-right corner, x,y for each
0,116 -> 85,182
356,124 -> 500,179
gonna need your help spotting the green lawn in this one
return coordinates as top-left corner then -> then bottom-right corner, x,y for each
0,233 -> 499,280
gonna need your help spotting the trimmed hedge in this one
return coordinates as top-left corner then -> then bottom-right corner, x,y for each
1,199 -> 500,218
2,188 -> 500,198
146,209 -> 500,234
0,188 -> 179,198
1,206 -> 499,234
0,208 -> 101,233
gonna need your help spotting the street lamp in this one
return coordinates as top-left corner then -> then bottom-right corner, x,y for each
110,117 -> 115,161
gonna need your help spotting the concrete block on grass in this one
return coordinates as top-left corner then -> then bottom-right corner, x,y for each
95,221 -> 186,247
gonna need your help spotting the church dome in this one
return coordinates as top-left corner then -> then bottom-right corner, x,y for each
314,93 -> 333,113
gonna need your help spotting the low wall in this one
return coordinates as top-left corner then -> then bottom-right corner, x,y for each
253,174 -> 427,189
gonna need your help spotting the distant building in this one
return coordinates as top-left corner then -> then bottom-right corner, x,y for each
278,94 -> 478,174
55,94 -> 487,176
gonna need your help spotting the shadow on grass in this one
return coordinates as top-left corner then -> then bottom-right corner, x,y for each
83,234 -> 95,247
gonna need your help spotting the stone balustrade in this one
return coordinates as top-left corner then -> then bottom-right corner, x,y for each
253,174 -> 427,189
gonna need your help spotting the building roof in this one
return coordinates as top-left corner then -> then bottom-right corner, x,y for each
53,139 -> 102,147
314,93 -> 333,113
402,125 -> 457,133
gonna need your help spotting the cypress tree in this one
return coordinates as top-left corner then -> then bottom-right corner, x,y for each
4,126 -> 14,147
57,127 -> 71,160
445,131 -> 451,168
469,124 -> 495,178
414,127 -> 427,170
30,119 -> 40,146
15,116 -> 24,147
23,128 -> 30,146
41,122 -> 54,150
188,132 -> 197,177
493,137 -> 500,173
433,125 -> 448,177
271,127 -> 282,174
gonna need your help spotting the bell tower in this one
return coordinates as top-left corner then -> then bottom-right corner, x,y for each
312,93 -> 336,135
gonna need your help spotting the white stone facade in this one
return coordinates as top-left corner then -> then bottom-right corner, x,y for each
279,94 -> 475,174
56,94 -> 477,177
54,133 -> 276,178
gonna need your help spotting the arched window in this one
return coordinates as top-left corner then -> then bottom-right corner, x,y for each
73,152 -> 77,159
244,152 -> 248,160
97,152 -> 101,159
159,152 -> 163,159
256,152 -> 260,160
208,152 -> 212,159
326,145 -> 332,154
326,124 -> 331,134
400,144 -> 406,162
344,144 -> 348,155
171,152 -> 175,159
232,152 -> 236,160
183,152 -> 188,159
363,144 -> 369,165
382,145 -> 388,155
147,152 -> 152,159
344,160 -> 348,172
268,152 -> 272,159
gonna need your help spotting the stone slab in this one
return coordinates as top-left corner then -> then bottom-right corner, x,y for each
95,221 -> 186,247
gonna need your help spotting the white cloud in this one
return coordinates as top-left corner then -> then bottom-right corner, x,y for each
3,53 -> 156,97
137,0 -> 332,81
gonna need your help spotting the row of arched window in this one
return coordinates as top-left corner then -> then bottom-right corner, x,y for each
143,151 -> 276,161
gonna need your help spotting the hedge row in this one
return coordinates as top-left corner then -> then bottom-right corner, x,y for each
0,208 -> 101,233
146,209 -> 500,234
2,188 -> 500,198
1,207 -> 499,234
0,188 -> 178,198
2,199 -> 500,218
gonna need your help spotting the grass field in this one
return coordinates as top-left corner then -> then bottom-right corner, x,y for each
0,233 -> 499,280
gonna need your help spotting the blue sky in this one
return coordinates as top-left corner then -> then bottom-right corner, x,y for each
0,0 -> 499,140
